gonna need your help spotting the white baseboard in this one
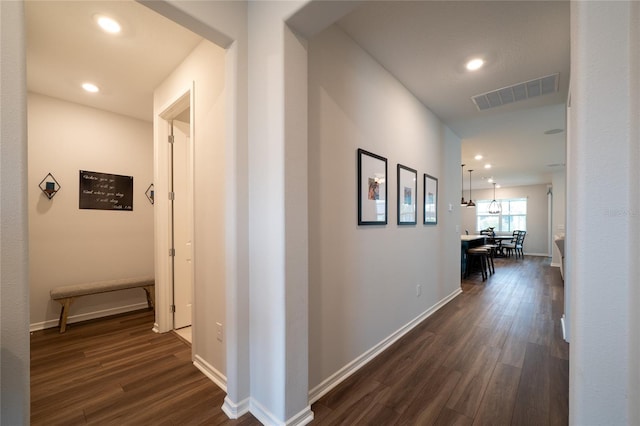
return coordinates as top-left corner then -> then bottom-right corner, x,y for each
193,354 -> 227,392
249,398 -> 281,426
222,396 -> 250,419
285,405 -> 314,426
524,252 -> 551,257
550,262 -> 561,268
308,287 -> 462,404
249,399 -> 313,426
29,302 -> 149,332
561,315 -> 568,342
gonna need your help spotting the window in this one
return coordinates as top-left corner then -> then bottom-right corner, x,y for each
476,198 -> 527,232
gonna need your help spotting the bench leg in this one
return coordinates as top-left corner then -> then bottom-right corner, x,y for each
57,298 -> 74,333
143,286 -> 155,309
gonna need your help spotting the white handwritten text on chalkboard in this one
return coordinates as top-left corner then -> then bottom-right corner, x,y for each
79,170 -> 133,211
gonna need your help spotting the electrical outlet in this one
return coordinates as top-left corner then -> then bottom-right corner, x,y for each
216,322 -> 223,342
416,284 -> 421,297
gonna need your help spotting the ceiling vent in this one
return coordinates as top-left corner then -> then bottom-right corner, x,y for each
472,73 -> 559,111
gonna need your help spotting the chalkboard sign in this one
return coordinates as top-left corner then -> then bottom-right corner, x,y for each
79,170 -> 133,211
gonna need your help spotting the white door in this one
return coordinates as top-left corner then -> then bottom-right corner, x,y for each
172,118 -> 192,329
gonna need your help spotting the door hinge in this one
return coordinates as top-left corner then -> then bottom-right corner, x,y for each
170,305 -> 176,313
168,192 -> 175,200
169,248 -> 175,257
168,135 -> 174,144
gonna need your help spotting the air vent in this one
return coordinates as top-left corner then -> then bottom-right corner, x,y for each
472,73 -> 559,111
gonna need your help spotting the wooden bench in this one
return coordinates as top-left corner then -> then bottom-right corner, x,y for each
50,276 -> 155,333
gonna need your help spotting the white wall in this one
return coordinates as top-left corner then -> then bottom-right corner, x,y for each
140,1 -> 252,413
568,2 -> 640,424
630,4 -> 640,423
461,183 -> 550,256
308,25 -> 461,392
28,93 -> 154,329
0,0 -> 30,422
153,40 -> 227,379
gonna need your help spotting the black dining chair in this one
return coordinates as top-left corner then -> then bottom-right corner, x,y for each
502,230 -> 519,258
504,230 -> 526,259
515,231 -> 526,258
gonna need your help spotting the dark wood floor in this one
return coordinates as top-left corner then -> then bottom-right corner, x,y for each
31,256 -> 568,425
30,311 -> 261,425
312,256 -> 569,425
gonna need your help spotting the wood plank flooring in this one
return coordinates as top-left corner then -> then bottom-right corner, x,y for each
313,256 -> 569,425
30,311 -> 261,425
31,256 -> 568,425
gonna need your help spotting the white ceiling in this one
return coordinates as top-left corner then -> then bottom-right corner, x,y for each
26,1 -> 569,189
26,0 -> 202,122
337,0 -> 570,188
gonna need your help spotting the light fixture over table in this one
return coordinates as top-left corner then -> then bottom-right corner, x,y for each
460,164 -> 467,206
488,182 -> 501,214
467,169 -> 476,208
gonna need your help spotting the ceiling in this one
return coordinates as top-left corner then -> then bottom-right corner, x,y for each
337,1 -> 570,189
25,0 -> 202,122
26,1 -> 569,189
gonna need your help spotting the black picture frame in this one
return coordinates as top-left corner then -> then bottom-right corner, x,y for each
357,149 -> 387,225
397,164 -> 417,225
424,173 -> 438,225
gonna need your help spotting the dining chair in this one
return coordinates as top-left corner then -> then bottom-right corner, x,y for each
479,229 -> 496,244
515,231 -> 526,258
504,230 -> 526,259
502,230 -> 519,258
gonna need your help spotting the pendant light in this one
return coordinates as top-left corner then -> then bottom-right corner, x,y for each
466,169 -> 476,208
488,182 -> 501,214
460,164 -> 468,206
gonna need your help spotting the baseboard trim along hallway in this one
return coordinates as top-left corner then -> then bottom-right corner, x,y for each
308,287 -> 462,404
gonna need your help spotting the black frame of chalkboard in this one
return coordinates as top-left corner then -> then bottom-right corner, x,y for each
79,170 -> 134,211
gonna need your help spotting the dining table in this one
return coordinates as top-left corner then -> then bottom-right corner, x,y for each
490,235 -> 516,257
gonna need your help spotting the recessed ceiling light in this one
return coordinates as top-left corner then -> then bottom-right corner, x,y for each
488,178 -> 494,183
474,154 -> 483,160
485,164 -> 492,169
82,82 -> 100,93
496,184 -> 501,189
466,58 -> 484,71
96,15 -> 121,34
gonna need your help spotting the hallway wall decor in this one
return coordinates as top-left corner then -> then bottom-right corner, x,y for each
79,170 -> 134,211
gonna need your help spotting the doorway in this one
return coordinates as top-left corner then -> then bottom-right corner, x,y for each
158,90 -> 194,338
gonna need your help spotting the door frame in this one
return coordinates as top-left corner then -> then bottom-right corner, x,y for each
153,84 -> 195,341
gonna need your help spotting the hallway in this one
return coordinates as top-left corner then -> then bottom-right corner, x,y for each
30,256 -> 567,424
312,256 -> 568,425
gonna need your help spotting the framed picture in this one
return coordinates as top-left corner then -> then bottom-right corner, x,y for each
397,164 -> 417,225
357,149 -> 387,225
424,173 -> 438,225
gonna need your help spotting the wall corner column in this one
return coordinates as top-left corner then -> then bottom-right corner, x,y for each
248,2 -> 312,424
0,0 -> 30,423
568,2 -> 638,424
